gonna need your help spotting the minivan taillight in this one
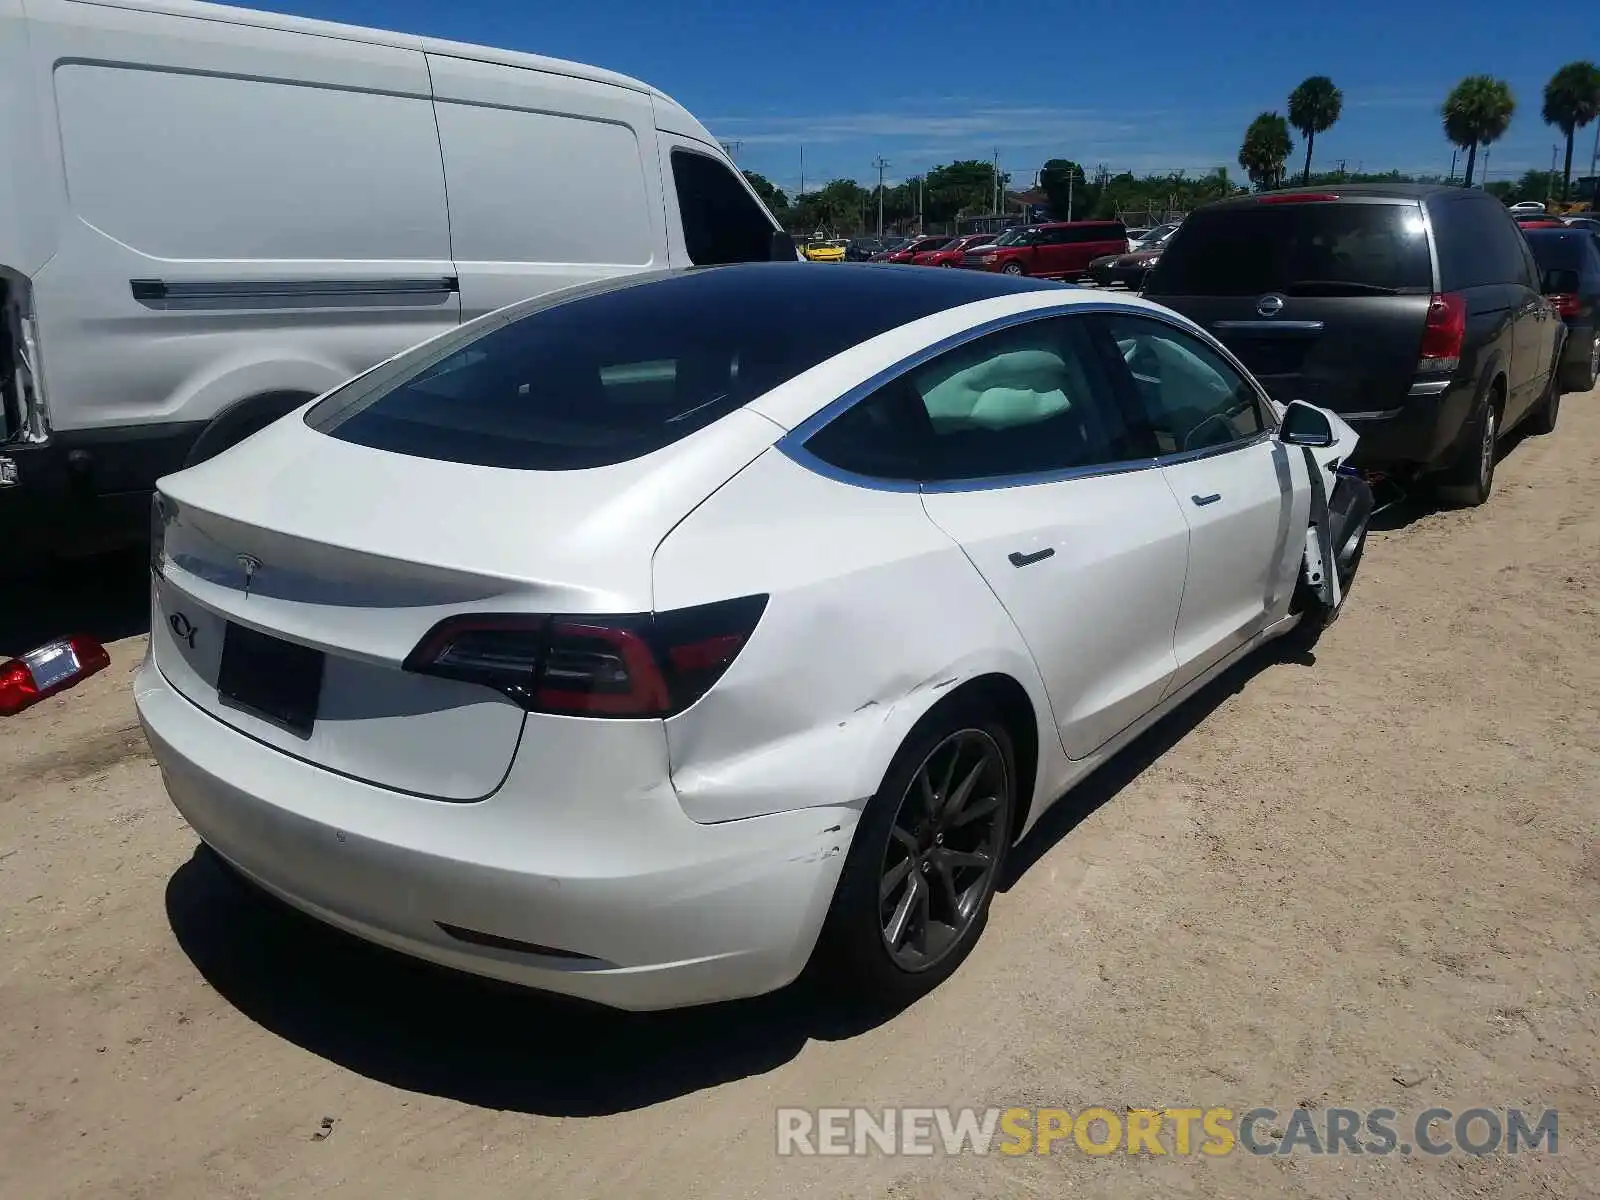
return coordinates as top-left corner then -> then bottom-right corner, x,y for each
403,595 -> 768,718
1548,293 -> 1580,318
1418,292 -> 1466,373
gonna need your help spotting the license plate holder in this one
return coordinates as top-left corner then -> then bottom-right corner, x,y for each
216,623 -> 324,737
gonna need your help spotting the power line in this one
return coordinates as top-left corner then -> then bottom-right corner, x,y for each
872,155 -> 890,238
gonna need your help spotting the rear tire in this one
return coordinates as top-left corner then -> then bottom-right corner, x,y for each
1525,368 -> 1561,435
1434,387 -> 1499,507
813,701 -> 1017,1010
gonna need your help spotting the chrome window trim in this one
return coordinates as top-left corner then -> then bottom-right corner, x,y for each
1212,319 -> 1326,332
777,299 -> 1276,494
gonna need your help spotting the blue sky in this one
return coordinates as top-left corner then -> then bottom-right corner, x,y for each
245,0 -> 1594,195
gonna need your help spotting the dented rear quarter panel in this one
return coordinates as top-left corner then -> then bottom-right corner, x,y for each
652,447 -> 1066,832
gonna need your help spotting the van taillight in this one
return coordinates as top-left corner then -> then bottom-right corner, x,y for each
1549,293 -> 1580,318
403,595 -> 768,718
1418,292 -> 1466,373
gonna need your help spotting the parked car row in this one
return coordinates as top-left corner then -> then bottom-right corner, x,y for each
863,222 -> 1132,281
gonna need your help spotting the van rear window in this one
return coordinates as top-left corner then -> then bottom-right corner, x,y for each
1149,202 -> 1434,296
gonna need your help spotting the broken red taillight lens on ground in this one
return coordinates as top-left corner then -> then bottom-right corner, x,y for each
0,635 -> 111,716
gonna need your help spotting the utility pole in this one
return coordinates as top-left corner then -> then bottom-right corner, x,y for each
1448,150 -> 1456,184
799,145 -> 805,201
1591,120 -> 1599,194
992,147 -> 1001,217
1066,167 -> 1074,222
872,155 -> 890,238
917,175 -> 924,232
719,140 -> 742,163
1551,144 -> 1559,203
1481,147 -> 1489,186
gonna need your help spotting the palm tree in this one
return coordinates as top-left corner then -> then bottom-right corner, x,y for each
1238,112 -> 1293,190
1442,75 -> 1516,188
1288,76 -> 1344,185
1542,61 -> 1600,202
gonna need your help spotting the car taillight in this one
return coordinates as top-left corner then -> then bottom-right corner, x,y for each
0,635 -> 112,716
403,595 -> 768,718
1418,292 -> 1466,373
1549,293 -> 1580,318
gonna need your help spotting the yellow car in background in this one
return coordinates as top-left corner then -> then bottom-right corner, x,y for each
802,237 -> 847,263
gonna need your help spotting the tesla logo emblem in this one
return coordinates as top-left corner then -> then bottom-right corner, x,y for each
237,554 -> 262,597
169,612 -> 196,649
1256,293 -> 1286,317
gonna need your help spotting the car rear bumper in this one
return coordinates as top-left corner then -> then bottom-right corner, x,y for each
1337,379 -> 1476,474
135,655 -> 857,1011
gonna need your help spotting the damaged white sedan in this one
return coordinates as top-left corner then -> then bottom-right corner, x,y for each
136,263 -> 1370,1012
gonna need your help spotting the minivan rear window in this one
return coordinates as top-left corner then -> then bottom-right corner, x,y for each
1149,202 -> 1434,296
306,264 -> 1012,470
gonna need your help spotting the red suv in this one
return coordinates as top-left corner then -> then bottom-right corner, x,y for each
959,221 -> 1128,279
873,235 -> 952,263
913,233 -> 996,266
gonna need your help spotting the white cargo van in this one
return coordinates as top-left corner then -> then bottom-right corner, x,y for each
0,0 -> 789,552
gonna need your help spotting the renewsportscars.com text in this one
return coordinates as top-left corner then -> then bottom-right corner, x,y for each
776,1106 -> 1559,1157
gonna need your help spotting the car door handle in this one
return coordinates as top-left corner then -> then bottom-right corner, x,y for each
1008,548 -> 1055,568
1191,493 -> 1223,506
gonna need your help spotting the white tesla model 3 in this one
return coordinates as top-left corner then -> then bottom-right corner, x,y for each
136,263 -> 1369,1011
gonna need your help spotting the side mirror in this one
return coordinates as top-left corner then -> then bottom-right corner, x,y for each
1279,400 -> 1335,447
769,231 -> 798,262
1542,267 -> 1581,295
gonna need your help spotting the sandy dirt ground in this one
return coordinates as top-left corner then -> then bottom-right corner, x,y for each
2,388 -> 1598,1199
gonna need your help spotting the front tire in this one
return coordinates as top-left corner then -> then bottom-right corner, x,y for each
1001,262 -> 1025,276
814,704 -> 1016,1008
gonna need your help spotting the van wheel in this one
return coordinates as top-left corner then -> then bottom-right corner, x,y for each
813,703 -> 1016,1009
1434,388 -> 1499,507
183,391 -> 316,469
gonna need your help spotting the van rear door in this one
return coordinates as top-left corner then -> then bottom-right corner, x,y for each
1144,198 -> 1435,417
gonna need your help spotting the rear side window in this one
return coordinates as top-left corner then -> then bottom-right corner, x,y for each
1432,196 -> 1535,290
1149,202 -> 1433,296
804,316 -> 1149,482
671,150 -> 775,265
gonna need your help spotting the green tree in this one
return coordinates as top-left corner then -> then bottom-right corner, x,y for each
1541,61 -> 1600,201
1287,75 -> 1343,185
1516,168 -> 1559,204
1239,112 -> 1293,190
1442,75 -> 1515,188
923,160 -> 1008,222
742,171 -> 789,219
1039,159 -> 1102,220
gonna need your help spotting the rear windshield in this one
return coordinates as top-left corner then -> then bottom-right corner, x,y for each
306,265 -> 1002,470
1149,202 -> 1434,296
1524,229 -> 1594,271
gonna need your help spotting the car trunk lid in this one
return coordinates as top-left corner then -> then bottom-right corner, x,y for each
151,409 -> 779,799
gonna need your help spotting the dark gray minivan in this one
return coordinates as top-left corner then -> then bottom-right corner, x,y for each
1144,184 -> 1565,505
